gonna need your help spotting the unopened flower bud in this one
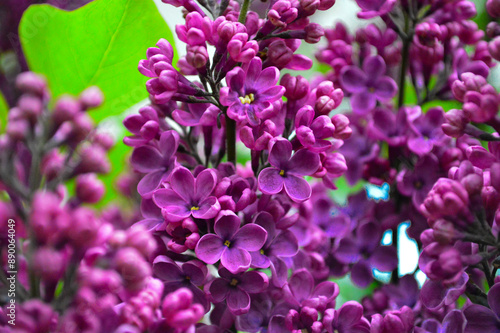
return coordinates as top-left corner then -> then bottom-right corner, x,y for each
79,86 -> 104,109
76,173 -> 105,203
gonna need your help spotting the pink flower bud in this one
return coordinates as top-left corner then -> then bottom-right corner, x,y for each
489,36 -> 500,61
15,72 -> 47,97
52,96 -> 81,125
79,86 -> 104,109
32,247 -> 66,282
76,173 -> 105,203
281,74 -> 309,100
186,45 -> 209,68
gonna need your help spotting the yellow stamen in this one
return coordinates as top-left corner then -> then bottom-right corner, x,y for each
186,276 -> 191,280
279,170 -> 285,176
238,93 -> 255,105
368,87 -> 375,93
230,278 -> 239,286
260,249 -> 265,255
191,206 -> 200,211
224,240 -> 231,247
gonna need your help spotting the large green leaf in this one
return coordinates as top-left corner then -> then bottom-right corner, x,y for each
19,0 -> 176,122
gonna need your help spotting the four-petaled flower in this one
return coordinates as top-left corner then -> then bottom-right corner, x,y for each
208,267 -> 269,315
195,211 -> 267,273
153,166 -> 220,222
340,55 -> 397,115
258,139 -> 320,202
220,57 -> 285,126
130,130 -> 179,197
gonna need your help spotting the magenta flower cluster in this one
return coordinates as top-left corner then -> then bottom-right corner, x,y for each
2,0 -> 500,332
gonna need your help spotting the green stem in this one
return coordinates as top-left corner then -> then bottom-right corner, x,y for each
238,0 -> 252,24
225,116 -> 237,165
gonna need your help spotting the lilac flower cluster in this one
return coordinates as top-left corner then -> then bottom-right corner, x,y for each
2,0 -> 500,332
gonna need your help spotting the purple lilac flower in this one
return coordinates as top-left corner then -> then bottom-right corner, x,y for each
153,166 -> 220,222
249,211 -> 298,286
208,267 -> 269,315
370,306 -> 415,333
463,282 -> 500,332
284,269 -> 339,311
397,154 -> 441,209
335,221 -> 398,288
415,309 -> 466,333
220,57 -> 285,126
340,55 -> 397,115
367,107 -> 408,146
258,139 -> 320,203
323,301 -> 371,333
130,130 -> 179,197
195,211 -> 267,273
420,272 -> 469,311
153,256 -> 210,312
355,0 -> 397,19
407,107 -> 448,156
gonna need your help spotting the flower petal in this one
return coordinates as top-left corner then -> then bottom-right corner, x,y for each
269,230 -> 298,257
131,146 -> 163,173
209,278 -> 230,303
370,246 -> 398,272
153,188 -> 187,208
159,130 -> 180,159
170,167 -> 195,203
363,55 -> 386,80
137,170 -> 165,197
227,288 -> 251,315
195,234 -> 224,264
193,196 -> 220,220
258,168 -> 284,195
268,139 -> 292,169
221,247 -> 251,274
288,149 -> 320,175
195,169 -> 217,201
239,271 -> 269,293
288,269 -> 314,304
233,224 -> 268,251
351,92 -> 377,115
283,174 -> 312,202
340,67 -> 367,93
152,255 -> 184,282
214,211 -> 241,240
488,283 -> 500,318
374,76 -> 397,100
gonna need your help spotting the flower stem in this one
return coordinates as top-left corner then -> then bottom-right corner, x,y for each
224,0 -> 253,166
225,116 -> 237,165
238,0 -> 252,24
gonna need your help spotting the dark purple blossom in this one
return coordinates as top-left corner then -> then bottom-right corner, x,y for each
153,166 -> 220,222
340,55 -> 397,115
195,211 -> 267,273
258,139 -> 320,202
130,130 -> 179,198
323,301 -> 371,333
208,267 -> 269,315
220,57 -> 285,126
355,0 -> 397,19
463,282 -> 500,332
153,256 -> 210,312
335,221 -> 398,287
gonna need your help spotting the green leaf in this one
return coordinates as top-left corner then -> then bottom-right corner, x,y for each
19,0 -> 176,122
331,275 -> 379,307
0,91 -> 7,132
